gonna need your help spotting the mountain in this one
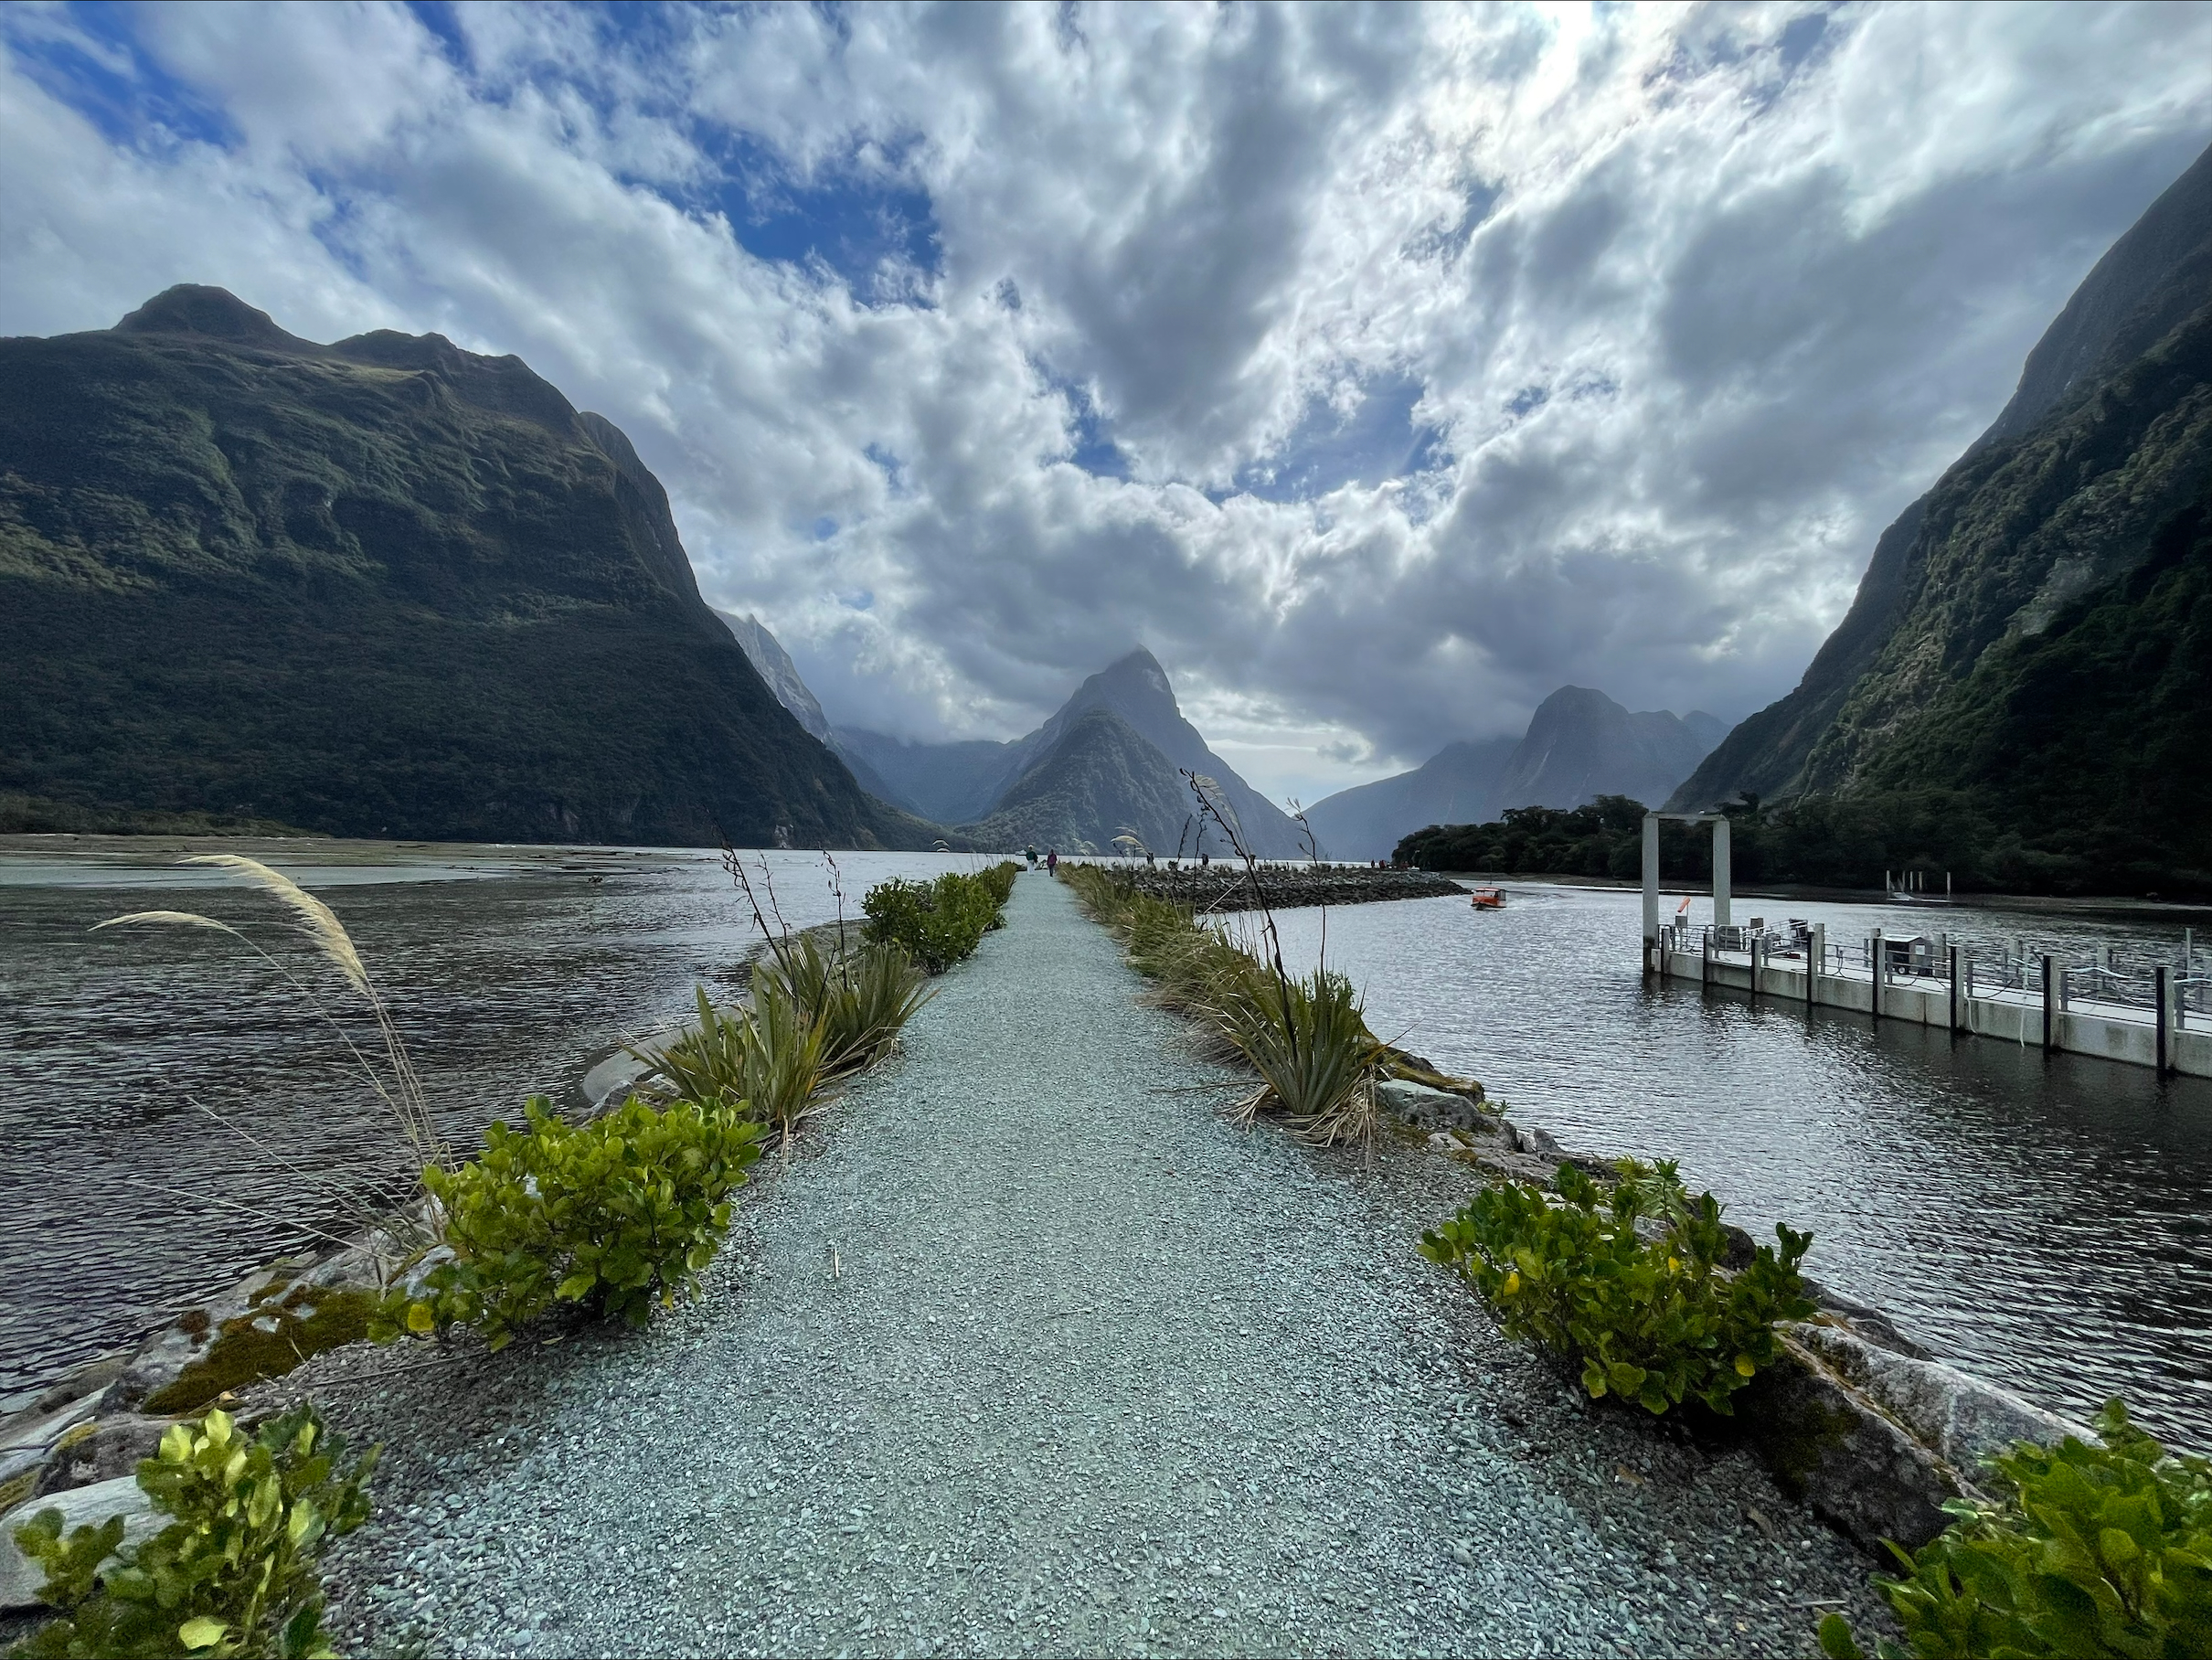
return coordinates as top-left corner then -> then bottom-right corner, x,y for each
957,708 -> 1196,853
1303,737 -> 1519,862
1670,139 -> 2212,875
960,650 -> 1310,857
1303,691 -> 1726,860
718,612 -> 831,741
991,650 -> 1309,858
828,727 -> 1018,825
1500,688 -> 1727,813
0,285 -> 923,847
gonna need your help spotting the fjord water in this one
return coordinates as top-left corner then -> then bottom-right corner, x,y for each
1252,884 -> 2212,1452
0,845 -> 972,1410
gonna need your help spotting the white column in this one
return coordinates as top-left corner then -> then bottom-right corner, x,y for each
1642,813 -> 1661,957
1711,815 -> 1732,929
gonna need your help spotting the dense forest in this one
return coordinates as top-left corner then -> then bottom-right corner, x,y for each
1394,784 -> 2212,899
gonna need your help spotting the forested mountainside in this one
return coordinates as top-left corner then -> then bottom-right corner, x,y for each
1664,140 -> 2212,893
0,285 -> 928,847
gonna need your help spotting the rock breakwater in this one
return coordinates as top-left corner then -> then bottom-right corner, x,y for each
1110,866 -> 1463,910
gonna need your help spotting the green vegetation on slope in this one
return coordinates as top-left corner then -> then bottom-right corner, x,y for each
1394,784 -> 2212,898
1664,143 -> 2212,895
0,286 -> 920,846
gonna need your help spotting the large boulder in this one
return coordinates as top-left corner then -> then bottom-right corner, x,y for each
0,1475 -> 159,1612
1738,1319 -> 2091,1553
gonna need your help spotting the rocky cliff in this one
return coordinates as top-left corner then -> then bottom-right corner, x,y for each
0,285 -> 916,846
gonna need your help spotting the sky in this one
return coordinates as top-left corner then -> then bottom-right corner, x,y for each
4,2 -> 2209,806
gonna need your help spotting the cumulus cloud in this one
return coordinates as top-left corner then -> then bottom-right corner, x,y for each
3,0 -> 2208,804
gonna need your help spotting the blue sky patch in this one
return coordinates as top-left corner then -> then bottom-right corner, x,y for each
5,4 -> 237,154
1234,372 -> 1449,503
694,127 -> 941,302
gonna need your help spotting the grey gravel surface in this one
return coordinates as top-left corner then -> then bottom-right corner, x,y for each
281,873 -> 1890,1656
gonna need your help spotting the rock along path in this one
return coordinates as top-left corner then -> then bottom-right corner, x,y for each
316,872 -> 1885,1657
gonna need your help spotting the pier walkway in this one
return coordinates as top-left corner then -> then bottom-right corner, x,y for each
1654,923 -> 2212,1079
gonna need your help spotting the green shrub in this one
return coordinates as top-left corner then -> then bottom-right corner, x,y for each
8,1404 -> 375,1660
1420,1159 -> 1813,1414
1818,1400 -> 2212,1660
646,975 -> 824,1142
860,869 -> 1008,973
976,860 -> 1018,907
373,1094 -> 765,1348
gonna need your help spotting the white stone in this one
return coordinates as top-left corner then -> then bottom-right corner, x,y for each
0,1475 -> 160,1612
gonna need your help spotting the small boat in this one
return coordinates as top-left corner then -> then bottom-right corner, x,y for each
1469,886 -> 1505,910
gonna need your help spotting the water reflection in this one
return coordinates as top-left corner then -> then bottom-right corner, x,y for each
1250,884 -> 2212,1451
0,845 -> 975,1408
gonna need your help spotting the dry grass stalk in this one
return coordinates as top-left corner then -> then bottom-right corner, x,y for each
91,855 -> 450,1231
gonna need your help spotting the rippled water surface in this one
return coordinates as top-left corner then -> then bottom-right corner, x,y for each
1246,884 -> 2212,1451
0,842 -> 973,1409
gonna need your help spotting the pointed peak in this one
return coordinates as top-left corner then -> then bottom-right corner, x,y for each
114,285 -> 313,349
1089,646 -> 1175,706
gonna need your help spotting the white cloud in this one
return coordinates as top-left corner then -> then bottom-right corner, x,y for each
3,0 -> 2208,803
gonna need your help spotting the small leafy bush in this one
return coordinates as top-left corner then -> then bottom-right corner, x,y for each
1818,1399 -> 2212,1660
373,1094 -> 765,1348
1420,1159 -> 1813,1414
975,860 -> 1018,907
861,869 -> 1010,973
9,1404 -> 375,1660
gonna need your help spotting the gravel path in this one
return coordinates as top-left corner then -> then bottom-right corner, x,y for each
303,873 -> 1888,1656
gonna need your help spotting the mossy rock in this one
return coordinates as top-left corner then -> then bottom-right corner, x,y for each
142,1284 -> 376,1416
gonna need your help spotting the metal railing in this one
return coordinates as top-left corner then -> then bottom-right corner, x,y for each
1664,920 -> 2211,1030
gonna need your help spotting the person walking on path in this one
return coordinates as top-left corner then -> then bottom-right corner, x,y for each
1047,846 -> 1058,875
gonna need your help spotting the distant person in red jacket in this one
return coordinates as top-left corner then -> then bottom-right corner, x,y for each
1047,848 -> 1058,874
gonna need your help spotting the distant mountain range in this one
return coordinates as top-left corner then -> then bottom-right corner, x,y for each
1304,688 -> 1728,860
733,634 -> 1310,857
1668,137 -> 2212,890
0,285 -> 931,846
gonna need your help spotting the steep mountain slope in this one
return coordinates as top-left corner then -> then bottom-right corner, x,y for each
1673,138 -> 2212,818
829,727 -> 1018,825
1309,691 -> 1723,860
1496,688 -> 1726,812
1303,737 -> 1519,861
0,285 -> 915,846
956,708 -> 1196,854
719,611 -> 832,742
987,650 -> 1309,857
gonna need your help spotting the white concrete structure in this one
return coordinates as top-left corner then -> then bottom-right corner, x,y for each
1641,810 -> 1731,958
1649,926 -> 2210,1080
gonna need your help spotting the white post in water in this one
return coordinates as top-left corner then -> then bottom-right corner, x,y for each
1711,815 -> 1732,929
1642,812 -> 1661,966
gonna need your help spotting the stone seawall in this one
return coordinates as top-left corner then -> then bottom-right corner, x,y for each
1105,866 -> 1464,910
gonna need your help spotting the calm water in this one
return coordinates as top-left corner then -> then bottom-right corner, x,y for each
0,843 -> 972,1410
1246,884 -> 2212,1452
